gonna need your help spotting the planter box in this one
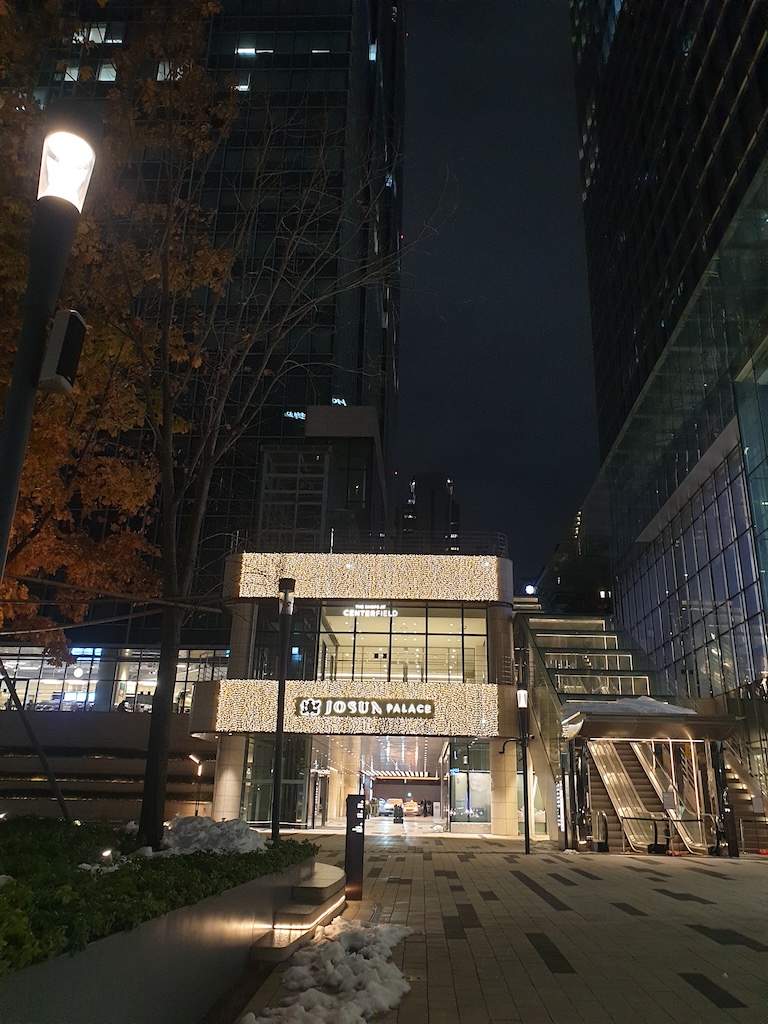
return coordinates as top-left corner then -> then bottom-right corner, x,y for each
0,858 -> 315,1024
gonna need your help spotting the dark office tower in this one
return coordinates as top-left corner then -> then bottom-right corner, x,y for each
402,474 -> 460,550
565,2 -> 768,792
34,0 -> 404,644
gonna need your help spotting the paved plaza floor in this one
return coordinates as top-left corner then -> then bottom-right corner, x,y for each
240,820 -> 768,1024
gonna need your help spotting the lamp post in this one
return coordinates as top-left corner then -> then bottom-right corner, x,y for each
0,107 -> 97,827
189,754 -> 203,816
517,688 -> 531,854
271,577 -> 296,842
0,108 -> 97,582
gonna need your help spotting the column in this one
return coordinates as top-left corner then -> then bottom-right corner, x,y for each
210,600 -> 257,820
211,734 -> 248,821
491,741 -> 518,837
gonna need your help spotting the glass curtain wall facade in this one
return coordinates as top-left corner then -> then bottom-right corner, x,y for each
0,645 -> 228,713
566,1 -> 768,794
249,600 -> 489,686
572,0 -> 768,459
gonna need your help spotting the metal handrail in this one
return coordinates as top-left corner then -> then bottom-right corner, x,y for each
619,815 -> 668,853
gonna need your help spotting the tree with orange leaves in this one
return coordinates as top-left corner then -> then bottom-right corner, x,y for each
0,2 -> 160,663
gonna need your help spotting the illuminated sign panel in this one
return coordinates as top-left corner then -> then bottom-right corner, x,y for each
201,678 -> 498,736
343,604 -> 398,618
296,697 -> 434,718
228,552 -> 513,603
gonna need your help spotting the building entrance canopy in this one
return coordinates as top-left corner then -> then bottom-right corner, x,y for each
190,677 -> 500,737
561,696 -> 736,741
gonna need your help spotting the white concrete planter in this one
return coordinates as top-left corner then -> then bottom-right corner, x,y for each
0,858 -> 315,1024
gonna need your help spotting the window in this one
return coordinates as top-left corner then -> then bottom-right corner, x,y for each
97,61 -> 117,82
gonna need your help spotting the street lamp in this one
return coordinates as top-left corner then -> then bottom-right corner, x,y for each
188,754 -> 204,816
0,105 -> 97,827
517,688 -> 531,854
0,105 -> 97,582
271,577 -> 296,842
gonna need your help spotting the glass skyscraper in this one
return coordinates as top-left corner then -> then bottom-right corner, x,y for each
561,0 -> 768,791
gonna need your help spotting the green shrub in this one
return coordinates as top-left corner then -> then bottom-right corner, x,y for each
0,817 -> 318,977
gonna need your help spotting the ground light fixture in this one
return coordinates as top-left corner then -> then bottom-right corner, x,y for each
517,688 -> 531,854
271,577 -> 296,842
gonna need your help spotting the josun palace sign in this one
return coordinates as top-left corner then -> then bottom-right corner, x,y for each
296,697 -> 435,719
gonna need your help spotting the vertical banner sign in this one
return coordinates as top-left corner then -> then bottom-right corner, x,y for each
344,793 -> 365,901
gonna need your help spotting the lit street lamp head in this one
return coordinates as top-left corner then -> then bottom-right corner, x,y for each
37,131 -> 96,213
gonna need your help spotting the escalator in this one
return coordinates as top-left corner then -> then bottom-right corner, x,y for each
589,740 -> 667,852
589,739 -> 717,854
515,613 -> 737,855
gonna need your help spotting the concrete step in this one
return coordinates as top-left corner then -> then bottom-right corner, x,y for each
251,862 -> 346,963
292,863 -> 345,903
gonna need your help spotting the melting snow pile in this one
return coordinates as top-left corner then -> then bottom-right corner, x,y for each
159,816 -> 270,855
80,817 -> 269,871
242,919 -> 413,1024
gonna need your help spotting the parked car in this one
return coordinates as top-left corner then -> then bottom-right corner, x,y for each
379,798 -> 402,817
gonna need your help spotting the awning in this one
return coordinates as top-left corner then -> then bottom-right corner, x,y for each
561,695 -> 737,741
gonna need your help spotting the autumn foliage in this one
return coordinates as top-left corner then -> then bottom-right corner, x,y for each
0,3 -> 159,661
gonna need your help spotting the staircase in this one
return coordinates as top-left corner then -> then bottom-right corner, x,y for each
252,862 -> 346,962
724,761 -> 768,853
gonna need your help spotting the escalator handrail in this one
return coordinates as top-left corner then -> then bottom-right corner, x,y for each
630,742 -> 711,854
590,740 -> 658,852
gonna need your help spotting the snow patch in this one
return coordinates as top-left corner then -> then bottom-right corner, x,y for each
162,816 -> 270,855
242,919 -> 413,1024
79,817 -> 270,871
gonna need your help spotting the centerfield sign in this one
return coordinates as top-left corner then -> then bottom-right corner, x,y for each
296,697 -> 435,719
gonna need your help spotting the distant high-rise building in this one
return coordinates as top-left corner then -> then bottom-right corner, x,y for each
561,1 -> 768,795
402,473 -> 460,546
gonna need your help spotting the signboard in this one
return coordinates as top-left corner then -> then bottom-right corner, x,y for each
345,794 -> 365,901
343,603 -> 398,618
296,697 -> 435,719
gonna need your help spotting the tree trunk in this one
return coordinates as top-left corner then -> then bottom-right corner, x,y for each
139,603 -> 184,848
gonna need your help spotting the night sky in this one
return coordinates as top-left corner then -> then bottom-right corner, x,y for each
396,0 -> 599,584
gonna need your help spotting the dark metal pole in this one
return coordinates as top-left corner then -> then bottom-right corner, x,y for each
517,688 -> 531,854
0,195 -> 81,825
271,577 -> 295,843
0,197 -> 79,582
